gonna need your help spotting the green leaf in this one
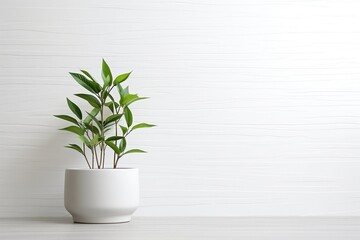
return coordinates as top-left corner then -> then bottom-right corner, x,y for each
119,138 -> 127,153
83,122 -> 100,135
102,59 -> 112,87
80,70 -> 96,82
85,111 -> 102,128
84,108 -> 100,125
123,149 -> 147,155
89,134 -> 100,146
65,144 -> 84,155
101,89 -> 107,99
79,135 -> 91,147
120,125 -> 128,135
117,85 -> 129,99
120,93 -> 136,106
104,127 -> 112,134
106,136 -> 124,142
60,126 -> 84,135
120,94 -> 148,107
104,114 -> 122,126
105,141 -> 120,154
69,72 -> 101,94
107,92 -> 115,102
105,102 -> 114,113
114,72 -> 132,85
89,81 -> 102,93
123,86 -> 129,95
66,98 -> 82,119
107,93 -> 120,109
54,115 -> 78,125
103,75 -> 111,88
131,123 -> 156,131
75,93 -> 101,108
124,107 -> 133,127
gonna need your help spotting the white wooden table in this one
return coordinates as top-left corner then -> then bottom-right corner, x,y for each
0,217 -> 360,239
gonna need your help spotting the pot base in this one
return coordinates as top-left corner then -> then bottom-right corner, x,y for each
64,168 -> 139,225
73,215 -> 132,224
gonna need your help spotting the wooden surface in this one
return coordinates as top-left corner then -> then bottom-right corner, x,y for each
0,217 -> 360,240
1,0 -> 360,217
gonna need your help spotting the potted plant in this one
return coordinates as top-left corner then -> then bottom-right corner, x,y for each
55,59 -> 155,223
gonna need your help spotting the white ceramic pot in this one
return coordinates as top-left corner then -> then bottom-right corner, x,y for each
64,168 -> 139,224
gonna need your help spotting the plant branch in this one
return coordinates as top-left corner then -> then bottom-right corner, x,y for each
82,143 -> 91,169
91,148 -> 94,169
102,145 -> 107,168
86,130 -> 97,169
100,99 -> 105,168
115,152 -> 124,168
113,106 -> 122,168
93,144 -> 100,168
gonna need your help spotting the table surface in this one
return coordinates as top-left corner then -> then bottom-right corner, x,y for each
1,217 -> 360,240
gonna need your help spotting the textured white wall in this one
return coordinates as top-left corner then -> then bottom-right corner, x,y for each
1,0 -> 360,217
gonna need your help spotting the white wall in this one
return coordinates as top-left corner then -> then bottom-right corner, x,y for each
1,0 -> 360,217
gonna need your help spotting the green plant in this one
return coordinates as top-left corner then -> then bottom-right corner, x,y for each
55,59 -> 155,169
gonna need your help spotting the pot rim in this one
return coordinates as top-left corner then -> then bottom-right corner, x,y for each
66,168 -> 138,171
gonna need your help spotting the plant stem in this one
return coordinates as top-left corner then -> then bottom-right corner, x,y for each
115,153 -> 123,168
82,143 -> 91,169
113,107 -> 121,168
99,99 -> 105,168
87,129 -> 98,169
102,146 -> 106,168
113,127 -> 117,168
94,145 -> 100,168
91,149 -> 94,169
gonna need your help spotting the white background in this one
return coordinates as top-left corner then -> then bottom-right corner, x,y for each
1,0 -> 360,217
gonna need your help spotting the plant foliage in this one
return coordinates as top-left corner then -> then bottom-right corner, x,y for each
55,59 -> 155,169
